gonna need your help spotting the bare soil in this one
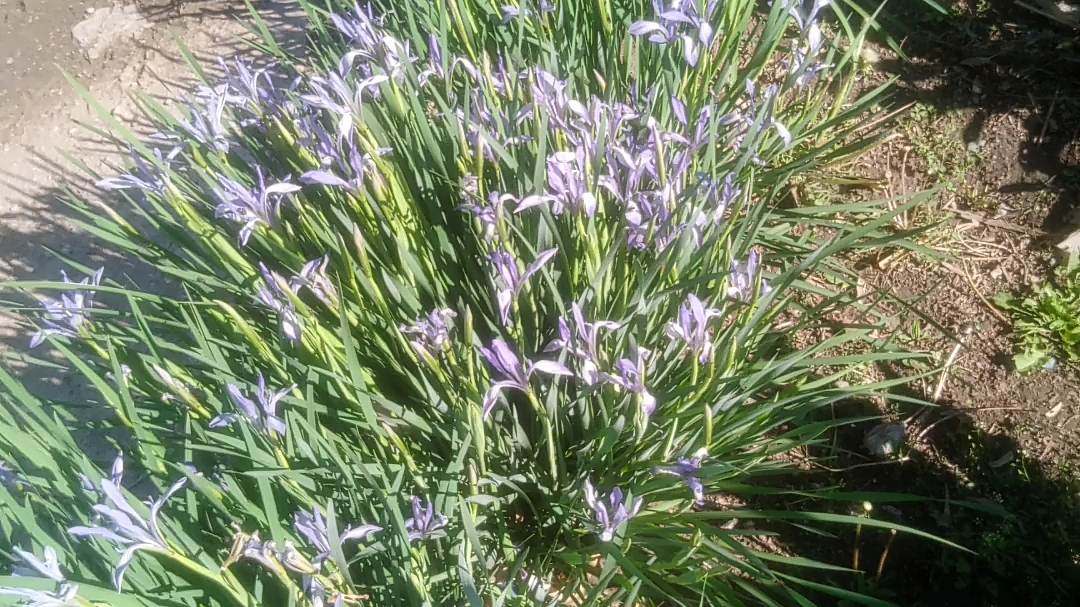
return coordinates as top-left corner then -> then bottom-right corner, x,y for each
781,1 -> 1080,605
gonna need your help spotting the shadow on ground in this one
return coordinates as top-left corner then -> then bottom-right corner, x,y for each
866,0 -> 1080,234
768,396 -> 1080,607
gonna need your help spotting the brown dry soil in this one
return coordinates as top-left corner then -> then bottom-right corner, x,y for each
768,1 -> 1080,606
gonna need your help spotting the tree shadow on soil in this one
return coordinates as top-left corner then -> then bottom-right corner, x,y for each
762,396 -> 1080,607
865,0 -> 1080,234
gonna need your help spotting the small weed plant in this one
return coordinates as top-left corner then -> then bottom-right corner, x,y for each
0,1 -> 946,606
995,264 -> 1080,372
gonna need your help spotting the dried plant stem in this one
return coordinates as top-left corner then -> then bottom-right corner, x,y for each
875,529 -> 898,586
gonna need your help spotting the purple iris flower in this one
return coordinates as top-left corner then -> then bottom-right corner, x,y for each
666,294 -> 722,364
297,115 -> 341,168
330,4 -> 415,82
478,339 -> 572,418
628,0 -> 720,67
606,345 -> 657,420
719,80 -> 792,148
300,52 -> 388,137
400,308 -> 457,359
331,3 -> 382,50
500,0 -> 555,23
213,167 -> 301,246
654,448 -> 708,505
10,546 -> 65,583
405,497 -> 448,542
209,374 -> 294,437
460,190 -> 512,243
787,23 -> 831,88
213,57 -> 287,115
624,192 -> 679,251
515,149 -> 597,217
584,480 -> 643,541
96,146 -> 177,196
0,584 -> 79,607
288,255 -> 339,308
727,250 -> 771,303
177,92 -> 230,153
302,145 -> 390,193
30,267 -> 104,348
235,533 -> 281,572
546,303 -> 620,385
418,32 -> 444,86
785,0 -> 832,32
490,248 -> 558,327
256,263 -> 303,345
294,505 -> 381,564
68,453 -> 188,592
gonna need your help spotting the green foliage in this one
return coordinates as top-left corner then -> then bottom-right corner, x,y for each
994,265 -> 1080,372
0,1 -> 948,606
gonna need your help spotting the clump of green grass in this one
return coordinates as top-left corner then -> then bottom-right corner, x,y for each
0,1 -> 953,606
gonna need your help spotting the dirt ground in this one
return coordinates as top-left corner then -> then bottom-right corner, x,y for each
788,1 -> 1080,605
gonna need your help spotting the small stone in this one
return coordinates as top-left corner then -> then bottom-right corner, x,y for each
864,423 -> 905,458
85,6 -> 95,14
988,451 -> 1014,468
4,58 -> 12,65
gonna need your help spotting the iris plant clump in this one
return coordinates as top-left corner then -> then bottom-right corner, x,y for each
0,1 -> 942,606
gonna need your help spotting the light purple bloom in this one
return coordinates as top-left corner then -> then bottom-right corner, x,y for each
478,339 -> 572,418
10,546 -> 65,583
727,250 -> 771,303
787,23 -> 831,88
300,52 -> 388,137
301,143 -> 391,194
628,0 -> 719,67
624,191 -> 679,251
256,263 -> 303,345
331,3 -> 382,50
177,93 -> 230,153
30,267 -> 104,349
330,3 -> 416,81
213,57 -> 288,115
785,0 -> 832,32
490,248 -> 558,327
546,303 -> 620,385
606,346 -> 657,420
666,294 -> 722,364
236,533 -> 281,572
654,448 -> 708,505
210,374 -> 293,437
214,167 -> 301,246
68,453 -> 188,592
404,497 -> 448,542
96,146 -> 177,195
516,149 -> 597,217
0,584 -> 79,607
400,308 -> 457,359
584,480 -> 643,541
500,0 -> 555,23
460,190 -> 512,243
294,506 -> 381,564
288,255 -> 339,307
719,80 -> 792,148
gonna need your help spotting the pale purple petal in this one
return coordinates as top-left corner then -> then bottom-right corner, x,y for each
301,170 -> 351,189
628,21 -> 667,36
527,360 -> 573,377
